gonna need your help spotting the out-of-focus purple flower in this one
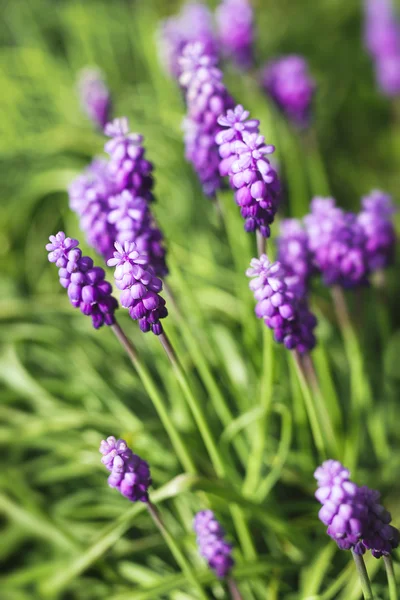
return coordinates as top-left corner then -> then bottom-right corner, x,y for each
358,190 -> 396,271
215,0 -> 254,68
247,255 -> 317,353
179,43 -> 234,196
304,197 -> 369,288
262,56 -> 316,128
107,241 -> 167,335
375,53 -> 400,95
157,2 -> 218,79
104,118 -> 154,201
77,68 -> 112,130
357,486 -> 400,557
69,159 -> 117,261
46,232 -> 118,329
193,510 -> 234,578
99,436 -> 151,503
216,105 -> 280,237
276,219 -> 314,293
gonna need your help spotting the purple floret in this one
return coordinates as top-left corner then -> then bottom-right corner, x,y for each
216,0 -> 254,69
46,232 -> 118,329
358,190 -> 396,272
193,510 -> 234,578
77,67 -> 112,130
262,55 -> 316,128
276,218 -> 314,294
99,436 -> 151,503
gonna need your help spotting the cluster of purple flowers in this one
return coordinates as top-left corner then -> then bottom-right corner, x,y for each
215,0 -> 254,69
262,55 -> 316,128
193,510 -> 234,578
100,436 -> 151,503
69,118 -> 168,278
247,254 -> 317,353
107,241 -> 168,335
46,232 -> 118,329
315,460 -> 399,557
77,68 -> 112,130
179,42 -> 235,196
364,0 -> 400,96
216,105 -> 281,238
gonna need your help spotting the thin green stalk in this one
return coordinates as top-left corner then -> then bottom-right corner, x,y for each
302,126 -> 330,197
111,322 -> 196,474
228,576 -> 244,600
384,556 -> 398,600
147,501 -> 208,600
351,550 -> 375,600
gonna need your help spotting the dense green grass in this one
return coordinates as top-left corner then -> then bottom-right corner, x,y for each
1,0 -> 400,598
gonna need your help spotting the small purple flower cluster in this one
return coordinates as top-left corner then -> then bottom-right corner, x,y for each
179,42 -> 235,196
46,232 -> 118,329
77,68 -> 112,130
107,241 -> 167,335
364,0 -> 400,96
262,55 -> 316,128
247,255 -> 317,353
315,460 -> 399,557
216,105 -> 281,238
193,510 -> 234,578
216,0 -> 254,69
276,218 -> 314,295
100,436 -> 151,503
358,190 -> 396,271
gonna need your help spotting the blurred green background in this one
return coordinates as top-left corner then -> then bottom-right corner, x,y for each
1,0 -> 400,598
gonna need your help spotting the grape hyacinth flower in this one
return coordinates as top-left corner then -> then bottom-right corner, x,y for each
77,67 -> 112,130
276,218 -> 314,293
216,0 -> 254,69
46,232 -> 118,329
157,2 -> 218,79
358,190 -> 397,272
193,510 -> 234,578
262,56 -> 316,128
179,43 -> 234,196
247,255 -> 317,353
69,158 -> 117,261
358,486 -> 400,557
107,241 -> 167,335
216,105 -> 281,238
304,197 -> 369,288
99,436 -> 151,503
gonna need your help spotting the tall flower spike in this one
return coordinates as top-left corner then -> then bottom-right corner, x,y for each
276,218 -> 314,294
193,510 -> 234,578
216,105 -> 280,238
46,232 -> 118,329
262,56 -> 316,128
246,255 -> 317,353
107,241 -> 168,335
99,436 -> 151,503
179,43 -> 234,197
216,0 -> 254,69
357,189 -> 396,272
77,67 -> 112,130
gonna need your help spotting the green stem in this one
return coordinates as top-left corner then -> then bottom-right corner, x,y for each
256,230 -> 266,257
228,576 -> 244,600
147,501 -> 208,600
302,126 -> 330,197
111,322 -> 196,474
351,550 -> 375,600
384,556 -> 398,600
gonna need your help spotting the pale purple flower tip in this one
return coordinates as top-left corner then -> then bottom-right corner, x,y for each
216,105 -> 280,237
46,232 -> 118,329
247,254 -> 317,353
77,67 -> 112,130
107,241 -> 167,335
99,436 -> 151,503
216,0 -> 254,69
276,219 -> 314,293
358,190 -> 396,271
262,55 -> 316,128
193,510 -> 234,578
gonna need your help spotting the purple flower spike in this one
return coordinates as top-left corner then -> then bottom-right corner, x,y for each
107,241 -> 167,335
358,190 -> 397,272
193,510 -> 234,578
247,255 -> 317,353
276,219 -> 314,294
99,436 -> 151,503
262,56 -> 316,128
77,67 -> 112,130
216,0 -> 254,68
46,232 -> 118,329
358,486 -> 400,557
179,43 -> 235,197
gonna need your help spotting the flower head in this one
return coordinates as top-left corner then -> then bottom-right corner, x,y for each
216,0 -> 254,68
358,190 -> 396,271
276,219 -> 314,294
77,67 -> 111,130
193,510 -> 234,578
99,436 -> 151,503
